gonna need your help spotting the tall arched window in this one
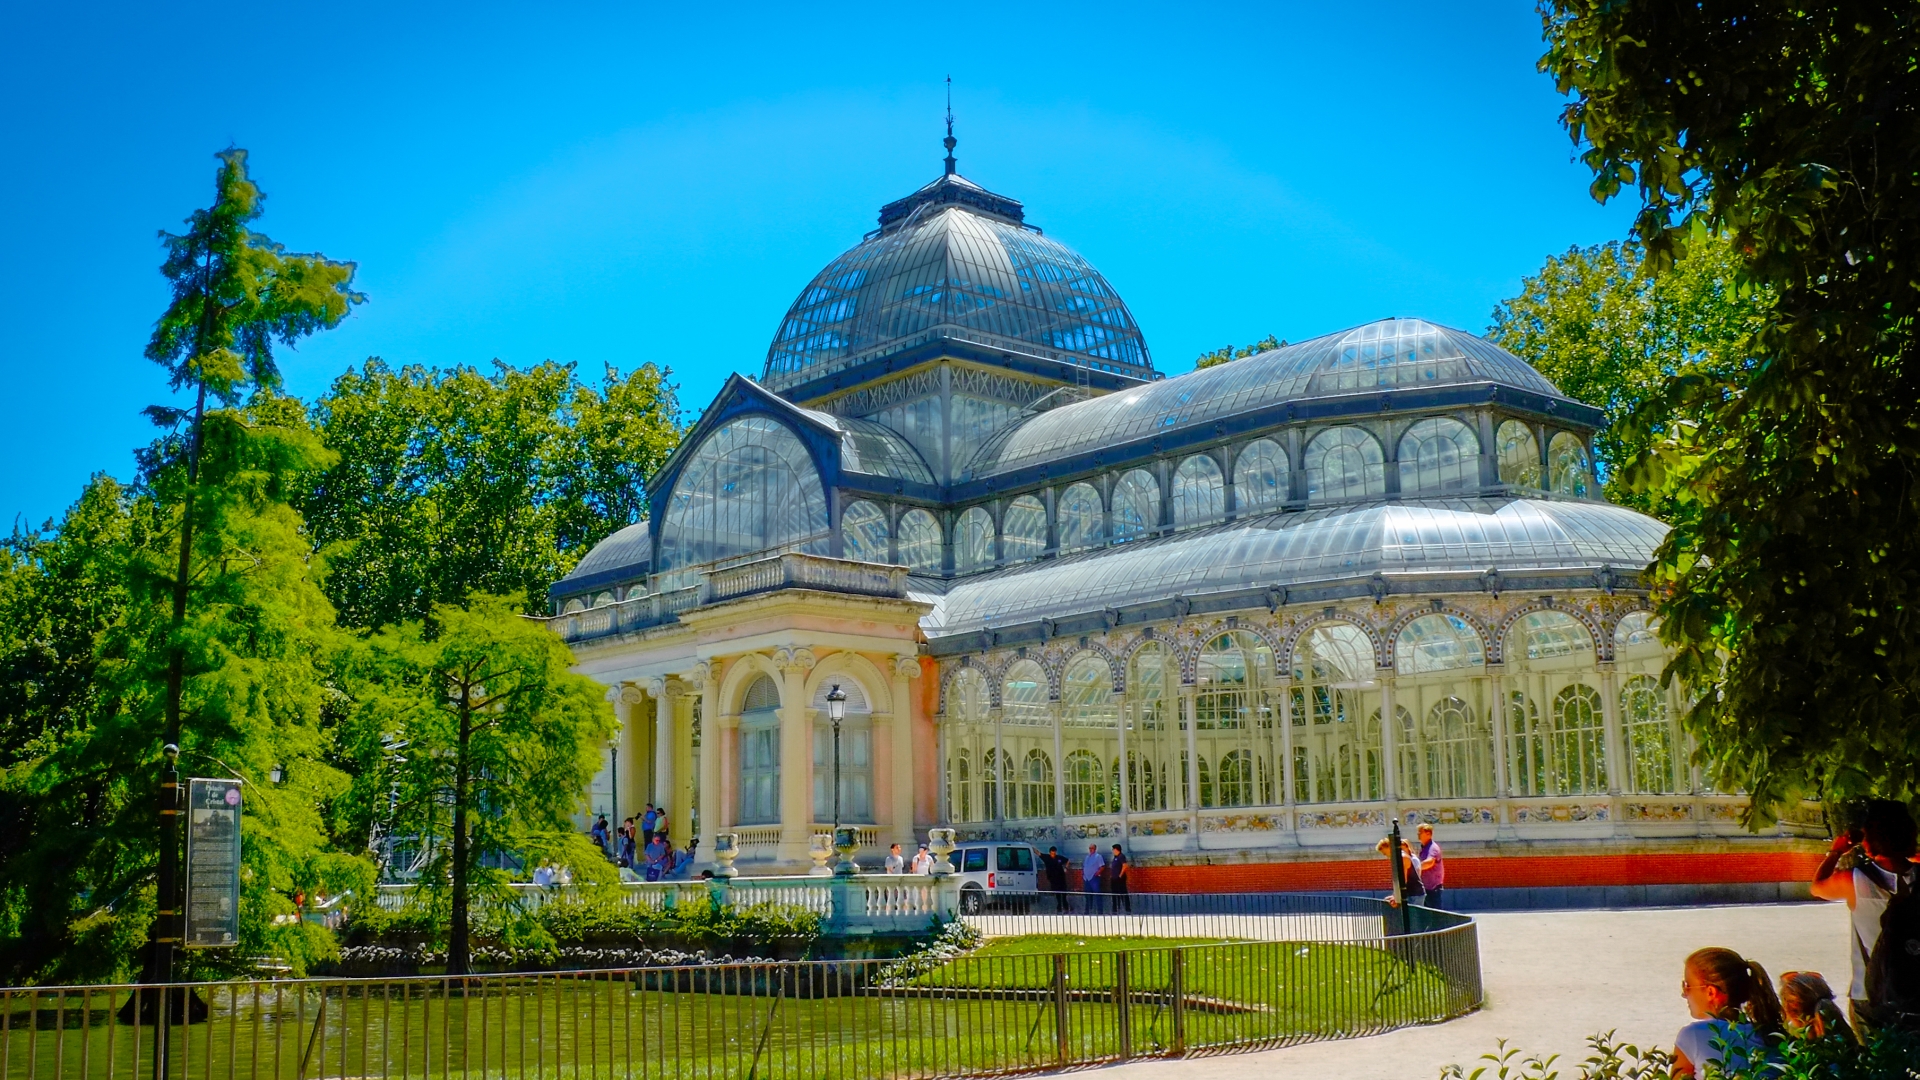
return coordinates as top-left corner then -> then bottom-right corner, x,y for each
1061,655 -> 1118,727
1064,750 -> 1108,816
1056,482 -> 1104,553
1020,748 -> 1056,819
1110,469 -> 1160,541
982,748 -> 1005,821
954,506 -> 995,573
1550,684 -> 1608,794
1496,420 -> 1541,487
840,499 -> 889,563
1196,631 -> 1275,807
1397,418 -> 1481,494
1506,691 -> 1547,797
1304,427 -> 1386,501
1127,752 -> 1160,812
1131,644 -> 1175,810
1291,622 -> 1382,803
1217,750 -> 1256,807
946,667 -> 991,821
1191,752 -> 1216,808
896,509 -> 942,574
1002,660 -> 1049,726
1623,675 -> 1681,794
737,675 -> 782,825
1233,438 -> 1290,514
1549,433 -> 1592,497
811,680 -> 871,821
948,754 -> 973,822
1400,697 -> 1492,799
1001,495 -> 1047,562
1171,454 -> 1225,529
1394,614 -> 1486,675
661,416 -> 828,568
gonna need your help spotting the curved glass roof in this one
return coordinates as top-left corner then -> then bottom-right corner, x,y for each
920,497 -> 1665,637
762,173 -> 1154,392
808,410 -> 935,484
961,318 -> 1569,480
554,520 -> 650,591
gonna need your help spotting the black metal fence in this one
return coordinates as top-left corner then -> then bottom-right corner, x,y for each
1,892 -> 1480,1080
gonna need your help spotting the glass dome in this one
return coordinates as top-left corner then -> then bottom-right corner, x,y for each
961,318 -> 1570,480
762,172 -> 1154,393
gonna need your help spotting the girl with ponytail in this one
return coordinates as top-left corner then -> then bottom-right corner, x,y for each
1673,947 -> 1783,1078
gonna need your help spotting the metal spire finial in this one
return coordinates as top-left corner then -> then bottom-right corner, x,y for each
943,75 -> 957,176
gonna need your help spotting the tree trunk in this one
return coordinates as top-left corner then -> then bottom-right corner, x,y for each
448,686 -> 471,976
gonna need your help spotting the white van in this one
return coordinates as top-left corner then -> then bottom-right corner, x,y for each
950,842 -> 1042,912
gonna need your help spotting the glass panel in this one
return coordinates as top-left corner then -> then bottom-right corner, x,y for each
1002,660 -> 1049,726
1233,438 -> 1290,513
1549,684 -> 1608,794
954,506 -> 995,574
1020,748 -> 1056,819
1057,482 -> 1105,553
1171,454 -> 1225,530
1064,750 -> 1110,815
1062,656 -> 1117,725
1395,614 -> 1486,675
813,687 -> 873,821
1111,469 -> 1160,542
1511,611 -> 1594,661
738,676 -> 782,826
1548,432 -> 1592,497
660,416 -> 828,569
1291,623 -> 1383,803
1130,645 -> 1174,811
1397,696 -> 1494,799
1001,495 -> 1047,563
841,499 -> 889,563
896,508 -> 943,574
1304,426 -> 1386,502
1623,675 -> 1681,794
1397,417 -> 1480,495
1496,420 -> 1541,487
1615,611 -> 1659,649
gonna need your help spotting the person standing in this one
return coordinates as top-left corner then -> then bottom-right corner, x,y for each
619,817 -> 637,867
1081,844 -> 1106,912
653,806 -> 670,846
1043,846 -> 1070,911
1107,844 -> 1131,912
910,843 -> 933,875
1812,798 -> 1918,1031
641,803 -> 658,844
1415,824 -> 1446,909
885,843 -> 906,873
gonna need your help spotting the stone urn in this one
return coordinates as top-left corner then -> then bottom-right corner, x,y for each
927,827 -> 957,877
808,833 -> 835,877
711,832 -> 740,879
832,826 -> 862,876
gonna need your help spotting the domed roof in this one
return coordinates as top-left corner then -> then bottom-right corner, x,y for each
762,171 -> 1155,393
920,497 -> 1665,638
960,318 -> 1573,480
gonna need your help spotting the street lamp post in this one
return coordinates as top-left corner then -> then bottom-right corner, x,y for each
826,684 -> 854,874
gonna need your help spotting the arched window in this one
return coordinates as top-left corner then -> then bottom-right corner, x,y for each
1020,749 -> 1055,819
1395,614 -> 1486,675
1171,454 -> 1225,529
1506,691 -> 1547,797
1131,644 -> 1175,810
954,506 -> 995,573
811,680 -> 871,821
1304,427 -> 1386,501
982,748 -> 1005,821
1056,482 -> 1104,553
1496,420 -> 1541,487
1127,751 -> 1160,812
1110,469 -> 1161,542
1190,751 -> 1216,808
1549,684 -> 1608,794
737,675 -> 782,825
896,509 -> 942,574
1397,418 -> 1481,494
1217,750 -> 1256,807
1290,622 -> 1382,803
1623,675 -> 1681,794
1196,632 -> 1273,730
1062,655 -> 1118,727
948,754 -> 973,822
1548,433 -> 1592,497
1002,660 -> 1049,726
1064,750 -> 1108,816
661,416 -> 828,569
1509,611 -> 1594,662
841,499 -> 889,563
1001,495 -> 1047,563
1615,611 -> 1659,650
1233,439 -> 1290,514
1399,697 -> 1492,799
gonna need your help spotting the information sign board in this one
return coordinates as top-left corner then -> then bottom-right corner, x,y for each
184,778 -> 242,948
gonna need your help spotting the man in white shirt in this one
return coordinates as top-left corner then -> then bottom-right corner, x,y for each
1081,844 -> 1106,911
1812,798 -> 1917,1031
910,844 -> 933,874
885,843 -> 906,874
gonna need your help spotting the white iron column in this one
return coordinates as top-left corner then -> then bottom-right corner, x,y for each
1183,683 -> 1201,841
649,678 -> 675,812
694,662 -> 719,863
1379,671 -> 1399,802
1115,692 -> 1131,831
891,655 -> 920,848
1051,695 -> 1067,825
1276,676 -> 1297,828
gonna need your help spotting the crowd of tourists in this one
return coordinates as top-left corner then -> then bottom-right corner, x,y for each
582,803 -> 696,881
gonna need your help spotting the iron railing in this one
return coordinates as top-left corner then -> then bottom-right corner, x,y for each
0,892 -> 1480,1079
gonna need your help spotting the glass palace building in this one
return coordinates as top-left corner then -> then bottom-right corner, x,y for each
549,149 -> 1821,895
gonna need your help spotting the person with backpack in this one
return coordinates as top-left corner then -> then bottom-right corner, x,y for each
1811,798 -> 1920,1032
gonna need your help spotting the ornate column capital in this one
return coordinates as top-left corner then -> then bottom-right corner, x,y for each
775,647 -> 816,674
893,655 -> 923,679
616,683 -> 645,705
688,660 -> 714,690
647,676 -> 670,697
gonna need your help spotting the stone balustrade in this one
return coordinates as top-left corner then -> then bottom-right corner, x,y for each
547,553 -> 908,644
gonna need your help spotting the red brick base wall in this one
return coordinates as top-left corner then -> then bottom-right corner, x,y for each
1129,852 -> 1825,894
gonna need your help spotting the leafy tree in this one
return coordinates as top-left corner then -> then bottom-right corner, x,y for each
343,594 -> 614,974
1541,1 -> 1920,818
1194,334 -> 1284,370
301,360 -> 680,630
1488,233 -> 1772,515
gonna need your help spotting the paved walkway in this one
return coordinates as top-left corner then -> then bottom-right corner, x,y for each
1096,902 -> 1850,1080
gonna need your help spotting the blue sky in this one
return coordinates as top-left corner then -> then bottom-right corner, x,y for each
0,2 -> 1632,528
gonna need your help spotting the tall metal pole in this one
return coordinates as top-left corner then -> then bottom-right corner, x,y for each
154,742 -> 180,1080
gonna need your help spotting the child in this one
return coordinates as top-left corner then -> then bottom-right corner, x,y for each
1674,947 -> 1782,1078
1778,970 -> 1854,1042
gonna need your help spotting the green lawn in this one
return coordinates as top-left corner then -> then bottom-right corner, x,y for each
968,934 -> 1235,956
2,938 -> 1472,1080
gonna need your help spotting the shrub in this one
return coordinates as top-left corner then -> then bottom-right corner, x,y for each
1441,1028 -> 1920,1080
